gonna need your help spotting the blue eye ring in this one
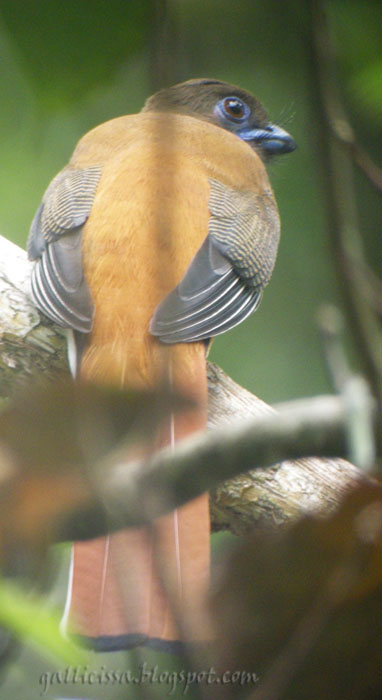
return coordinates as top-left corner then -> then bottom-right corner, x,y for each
215,96 -> 250,122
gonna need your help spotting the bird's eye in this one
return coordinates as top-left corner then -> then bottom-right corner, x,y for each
221,97 -> 248,121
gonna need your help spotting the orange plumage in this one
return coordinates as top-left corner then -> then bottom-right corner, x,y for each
28,80 -> 295,651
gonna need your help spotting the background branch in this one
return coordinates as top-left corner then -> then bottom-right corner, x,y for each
308,0 -> 382,405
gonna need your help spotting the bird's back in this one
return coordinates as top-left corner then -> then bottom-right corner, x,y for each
73,112 -> 273,389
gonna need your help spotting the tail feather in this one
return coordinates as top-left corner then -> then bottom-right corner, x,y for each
65,496 -> 210,649
62,344 -> 211,650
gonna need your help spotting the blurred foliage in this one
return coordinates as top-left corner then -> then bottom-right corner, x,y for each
331,0 -> 382,123
0,0 -> 151,111
0,379 -> 201,698
212,482 -> 382,699
0,578 -> 88,667
0,378 -> 189,577
1,0 -> 381,405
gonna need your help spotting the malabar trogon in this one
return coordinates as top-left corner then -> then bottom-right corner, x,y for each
27,78 -> 296,652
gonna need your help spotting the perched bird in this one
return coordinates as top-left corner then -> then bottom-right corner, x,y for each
27,78 -> 296,652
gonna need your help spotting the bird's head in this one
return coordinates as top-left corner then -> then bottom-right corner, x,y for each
142,78 -> 296,161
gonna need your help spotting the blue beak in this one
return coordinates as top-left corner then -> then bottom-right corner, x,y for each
238,123 -> 296,155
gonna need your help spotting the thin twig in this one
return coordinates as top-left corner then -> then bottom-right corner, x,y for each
331,119 -> 382,195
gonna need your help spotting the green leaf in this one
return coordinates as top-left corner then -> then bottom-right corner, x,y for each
0,578 -> 89,666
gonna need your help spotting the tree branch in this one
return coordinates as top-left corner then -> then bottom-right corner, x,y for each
0,236 -> 67,397
58,383 -> 367,542
0,234 -> 368,538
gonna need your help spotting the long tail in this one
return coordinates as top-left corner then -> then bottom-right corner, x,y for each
61,345 -> 211,652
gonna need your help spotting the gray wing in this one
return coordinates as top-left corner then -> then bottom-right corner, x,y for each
149,178 -> 279,344
27,166 -> 101,332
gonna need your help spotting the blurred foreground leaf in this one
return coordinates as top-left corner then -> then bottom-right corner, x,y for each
0,378 -> 189,576
0,578 -> 88,666
212,482 -> 382,700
